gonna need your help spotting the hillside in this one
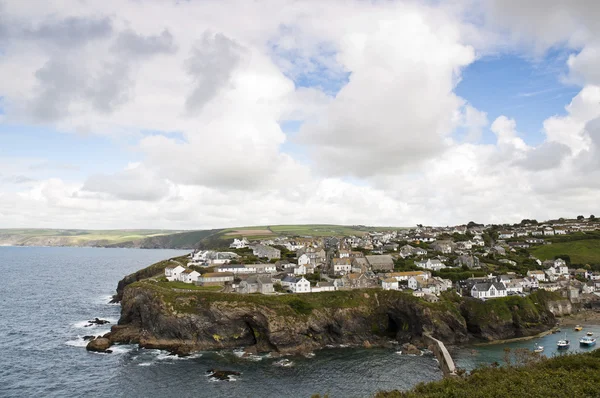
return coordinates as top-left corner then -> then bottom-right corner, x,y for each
0,224 -> 401,249
376,349 -> 600,397
0,229 -> 182,247
529,232 -> 600,265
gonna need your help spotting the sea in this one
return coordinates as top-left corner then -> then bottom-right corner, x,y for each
1,247 -> 598,398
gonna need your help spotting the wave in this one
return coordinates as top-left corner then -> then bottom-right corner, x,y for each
273,358 -> 294,367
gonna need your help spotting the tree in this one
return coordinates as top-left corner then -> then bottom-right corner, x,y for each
577,215 -> 585,220
591,215 -> 596,221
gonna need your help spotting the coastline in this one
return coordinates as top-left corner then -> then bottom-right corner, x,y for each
472,328 -> 558,346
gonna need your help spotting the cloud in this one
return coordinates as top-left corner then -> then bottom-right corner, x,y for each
514,141 -> 571,171
184,32 -> 245,113
81,165 -> 173,201
112,29 -> 177,56
295,3 -> 476,177
21,16 -> 113,48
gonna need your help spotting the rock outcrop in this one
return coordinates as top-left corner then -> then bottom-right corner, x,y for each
106,279 -> 559,355
86,337 -> 112,352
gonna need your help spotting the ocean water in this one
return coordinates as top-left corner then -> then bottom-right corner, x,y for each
0,247 -> 444,398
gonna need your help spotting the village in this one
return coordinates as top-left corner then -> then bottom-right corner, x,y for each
163,216 -> 600,303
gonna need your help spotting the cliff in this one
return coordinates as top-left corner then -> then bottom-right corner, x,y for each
106,264 -> 567,355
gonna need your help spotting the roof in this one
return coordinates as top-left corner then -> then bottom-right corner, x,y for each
472,282 -> 506,291
333,258 -> 352,265
388,271 -> 427,277
365,255 -> 394,269
383,277 -> 398,283
201,272 -> 234,278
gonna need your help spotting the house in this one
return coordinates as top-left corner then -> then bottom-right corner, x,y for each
454,255 -> 480,269
351,257 -> 370,273
381,277 -> 399,291
291,277 -> 311,293
382,243 -> 399,252
165,265 -> 186,281
207,251 -> 240,265
521,276 -> 539,290
365,255 -> 395,271
341,273 -> 376,289
499,231 -> 514,239
281,275 -> 299,289
505,279 -> 524,294
527,270 -> 547,282
399,245 -> 417,258
471,282 -> 507,299
229,238 -> 249,249
253,263 -> 277,274
298,253 -> 311,266
179,269 -> 201,283
554,227 -> 568,235
214,264 -> 253,274
332,258 -> 352,274
311,281 -> 336,292
543,227 -> 555,236
408,275 -> 427,290
293,264 -> 313,275
472,235 -> 485,246
414,234 -> 436,243
415,258 -> 446,271
196,272 -> 234,286
492,246 -> 506,256
339,249 -> 351,258
238,275 -> 274,294
387,270 -> 431,282
431,240 -> 454,254
251,244 -> 281,260
553,258 -> 569,275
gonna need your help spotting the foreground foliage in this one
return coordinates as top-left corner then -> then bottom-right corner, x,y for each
376,349 -> 600,398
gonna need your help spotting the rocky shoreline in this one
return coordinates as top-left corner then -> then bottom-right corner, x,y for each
87,269 -> 573,356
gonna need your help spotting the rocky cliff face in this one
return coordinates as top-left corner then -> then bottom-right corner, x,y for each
106,280 -> 561,355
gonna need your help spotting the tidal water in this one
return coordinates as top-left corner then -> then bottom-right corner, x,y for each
0,247 -> 444,398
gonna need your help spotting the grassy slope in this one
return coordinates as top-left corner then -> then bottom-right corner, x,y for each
530,239 -> 600,265
0,228 -> 182,245
376,349 -> 600,398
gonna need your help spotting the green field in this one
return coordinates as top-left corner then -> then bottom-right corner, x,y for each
529,239 -> 600,265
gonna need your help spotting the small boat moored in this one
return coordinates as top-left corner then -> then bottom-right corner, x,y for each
557,333 -> 570,349
580,337 -> 597,347
575,325 -> 583,331
587,332 -> 594,336
533,345 -> 544,353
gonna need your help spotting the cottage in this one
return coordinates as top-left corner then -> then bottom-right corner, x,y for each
471,282 -> 507,299
229,238 -> 249,249
454,255 -> 480,269
251,244 -> 281,260
431,240 -> 454,254
179,269 -> 201,283
196,272 -> 234,286
311,281 -> 336,292
253,263 -> 277,274
332,258 -> 352,274
165,265 -> 186,281
215,264 -> 254,274
291,277 -> 311,293
365,255 -> 395,271
238,275 -> 274,294
387,270 -> 431,282
415,258 -> 446,271
499,231 -> 514,239
527,270 -> 547,282
351,257 -> 370,273
381,277 -> 399,291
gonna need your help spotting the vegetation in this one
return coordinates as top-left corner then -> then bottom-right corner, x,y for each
376,349 -> 600,397
530,238 -> 600,265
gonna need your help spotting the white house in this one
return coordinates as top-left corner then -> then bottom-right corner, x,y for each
229,238 -> 249,249
215,264 -> 254,274
179,269 -> 201,283
294,264 -> 308,275
165,265 -> 186,281
415,259 -> 446,271
332,258 -> 352,274
253,263 -> 277,274
382,277 -> 399,291
527,270 -> 547,282
291,277 -> 311,293
543,228 -> 555,236
471,282 -> 507,299
499,231 -> 514,239
298,254 -> 311,266
553,258 -> 569,275
521,276 -> 539,289
388,271 -> 431,282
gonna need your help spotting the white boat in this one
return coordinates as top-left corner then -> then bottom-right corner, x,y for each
557,333 -> 570,349
579,337 -> 596,347
533,345 -> 544,353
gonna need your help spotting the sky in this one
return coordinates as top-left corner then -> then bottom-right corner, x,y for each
1,0 -> 600,229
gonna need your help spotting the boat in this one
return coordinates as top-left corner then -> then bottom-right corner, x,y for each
580,337 -> 597,347
587,332 -> 594,336
575,325 -> 583,331
557,333 -> 570,349
533,345 -> 544,353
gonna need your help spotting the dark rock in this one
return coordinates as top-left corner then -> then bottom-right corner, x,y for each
86,337 -> 111,352
82,335 -> 96,341
207,369 -> 241,381
104,350 -> 113,354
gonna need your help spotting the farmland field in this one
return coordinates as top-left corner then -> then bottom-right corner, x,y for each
529,239 -> 600,265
